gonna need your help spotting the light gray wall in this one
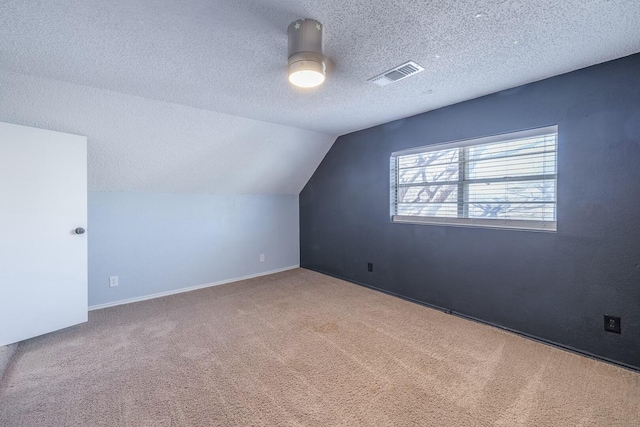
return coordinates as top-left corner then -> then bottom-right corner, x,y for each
0,69 -> 304,311
89,192 -> 299,307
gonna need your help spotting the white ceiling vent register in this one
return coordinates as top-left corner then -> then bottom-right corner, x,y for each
368,61 -> 424,86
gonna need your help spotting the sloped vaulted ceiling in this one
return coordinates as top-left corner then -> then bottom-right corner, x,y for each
0,69 -> 333,194
0,0 -> 638,194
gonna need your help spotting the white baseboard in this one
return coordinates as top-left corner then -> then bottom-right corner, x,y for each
88,265 -> 299,311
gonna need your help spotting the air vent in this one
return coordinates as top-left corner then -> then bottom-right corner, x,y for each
368,61 -> 424,86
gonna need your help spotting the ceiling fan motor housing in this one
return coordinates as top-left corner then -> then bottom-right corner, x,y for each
287,19 -> 326,83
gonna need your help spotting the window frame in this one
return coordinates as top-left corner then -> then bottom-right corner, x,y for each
390,125 -> 558,232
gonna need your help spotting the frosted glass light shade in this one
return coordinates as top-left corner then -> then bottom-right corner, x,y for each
288,60 -> 326,88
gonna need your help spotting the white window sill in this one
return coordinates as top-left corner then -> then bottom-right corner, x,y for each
391,215 -> 557,233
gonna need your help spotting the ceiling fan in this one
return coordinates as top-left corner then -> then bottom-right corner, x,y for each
287,19 -> 327,88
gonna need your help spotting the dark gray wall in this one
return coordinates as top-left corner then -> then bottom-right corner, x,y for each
300,53 -> 640,369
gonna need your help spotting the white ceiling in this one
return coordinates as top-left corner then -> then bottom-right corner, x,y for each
0,0 -> 638,195
1,0 -> 638,136
0,69 -> 334,194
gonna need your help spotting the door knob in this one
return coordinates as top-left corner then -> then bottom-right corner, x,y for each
75,227 -> 86,235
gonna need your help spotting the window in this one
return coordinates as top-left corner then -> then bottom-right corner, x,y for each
390,126 -> 558,231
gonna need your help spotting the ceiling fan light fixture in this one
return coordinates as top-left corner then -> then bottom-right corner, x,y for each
288,19 -> 327,88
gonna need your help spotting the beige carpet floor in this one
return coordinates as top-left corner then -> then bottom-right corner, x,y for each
1,268 -> 638,426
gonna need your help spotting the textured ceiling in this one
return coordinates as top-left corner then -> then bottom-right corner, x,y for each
0,1 -> 638,195
0,0 -> 638,136
0,69 -> 334,194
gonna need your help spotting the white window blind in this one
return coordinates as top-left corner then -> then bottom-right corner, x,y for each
390,126 -> 558,231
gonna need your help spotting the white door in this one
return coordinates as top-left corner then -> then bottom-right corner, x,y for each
0,121 -> 87,346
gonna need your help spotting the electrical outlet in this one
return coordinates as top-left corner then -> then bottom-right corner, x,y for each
109,276 -> 119,288
604,315 -> 621,334
367,263 -> 373,272
260,254 -> 265,262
